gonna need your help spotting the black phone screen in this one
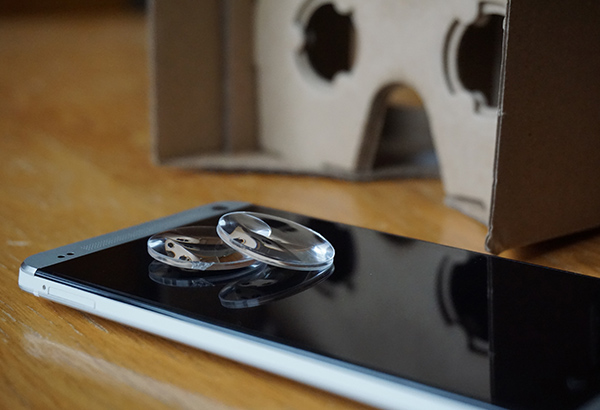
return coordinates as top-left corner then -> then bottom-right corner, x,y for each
37,205 -> 600,409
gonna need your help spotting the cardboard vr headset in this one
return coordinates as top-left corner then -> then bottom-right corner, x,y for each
149,0 -> 600,253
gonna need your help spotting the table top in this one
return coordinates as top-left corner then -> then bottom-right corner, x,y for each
2,10 -> 600,410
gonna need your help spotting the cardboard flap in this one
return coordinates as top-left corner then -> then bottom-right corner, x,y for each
486,0 -> 600,253
150,0 -> 256,163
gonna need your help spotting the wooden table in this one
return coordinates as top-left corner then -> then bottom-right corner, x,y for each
1,10 -> 600,410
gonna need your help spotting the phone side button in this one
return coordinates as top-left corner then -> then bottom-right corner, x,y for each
47,287 -> 96,310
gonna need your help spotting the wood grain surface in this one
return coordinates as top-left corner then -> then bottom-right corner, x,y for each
1,9 -> 600,410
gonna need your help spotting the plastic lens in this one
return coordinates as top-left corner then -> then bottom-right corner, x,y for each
216,212 -> 335,271
147,226 -> 255,271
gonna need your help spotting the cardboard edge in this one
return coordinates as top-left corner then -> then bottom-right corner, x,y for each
147,0 -> 160,166
161,153 -> 439,181
484,0 -> 512,254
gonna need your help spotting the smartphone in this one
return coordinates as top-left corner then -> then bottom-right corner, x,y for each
19,201 -> 600,409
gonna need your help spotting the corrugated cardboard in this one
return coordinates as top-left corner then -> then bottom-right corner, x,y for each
485,0 -> 600,252
149,0 -> 600,253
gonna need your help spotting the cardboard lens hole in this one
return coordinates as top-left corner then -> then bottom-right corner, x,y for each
457,13 -> 504,109
302,3 -> 355,81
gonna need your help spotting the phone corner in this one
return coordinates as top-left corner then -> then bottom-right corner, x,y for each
18,261 -> 38,294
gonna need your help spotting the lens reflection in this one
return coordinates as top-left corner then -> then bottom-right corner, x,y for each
219,264 -> 335,309
148,260 -> 334,309
148,261 -> 263,288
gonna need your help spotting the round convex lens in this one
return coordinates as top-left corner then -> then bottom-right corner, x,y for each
216,212 -> 335,271
147,226 -> 255,271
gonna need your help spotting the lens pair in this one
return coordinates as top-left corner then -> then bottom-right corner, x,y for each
147,211 -> 335,272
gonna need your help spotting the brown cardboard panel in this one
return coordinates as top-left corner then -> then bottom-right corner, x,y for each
151,0 -> 257,161
150,0 -> 222,162
222,0 -> 258,153
486,0 -> 600,253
